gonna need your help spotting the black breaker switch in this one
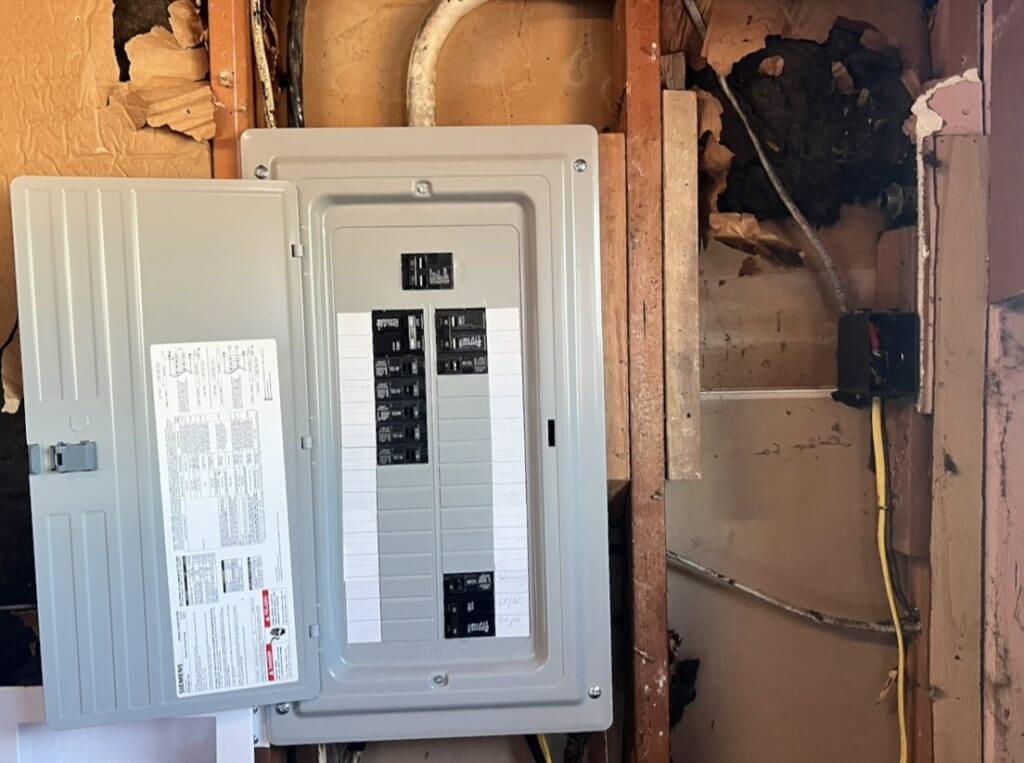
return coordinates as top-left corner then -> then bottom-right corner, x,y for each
836,310 -> 919,405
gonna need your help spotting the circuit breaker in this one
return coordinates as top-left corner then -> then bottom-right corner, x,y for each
11,126 -> 611,742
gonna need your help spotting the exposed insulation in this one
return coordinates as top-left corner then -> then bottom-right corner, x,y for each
693,27 -> 916,226
0,0 -> 211,409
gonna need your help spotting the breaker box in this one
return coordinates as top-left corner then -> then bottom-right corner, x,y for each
11,126 -> 611,742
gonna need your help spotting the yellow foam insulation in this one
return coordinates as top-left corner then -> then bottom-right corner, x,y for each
305,0 -> 617,129
0,0 -> 211,411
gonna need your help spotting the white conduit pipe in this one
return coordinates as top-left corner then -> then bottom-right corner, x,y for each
407,0 -> 497,127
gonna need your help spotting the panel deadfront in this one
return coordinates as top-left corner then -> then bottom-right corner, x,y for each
241,126 -> 612,743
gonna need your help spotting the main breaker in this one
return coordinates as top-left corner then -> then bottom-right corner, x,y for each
11,126 -> 611,742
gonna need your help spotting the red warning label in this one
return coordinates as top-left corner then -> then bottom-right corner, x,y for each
266,644 -> 276,681
262,589 -> 271,627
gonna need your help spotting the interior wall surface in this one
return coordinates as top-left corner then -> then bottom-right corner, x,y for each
0,0 -> 210,411
667,394 -> 899,762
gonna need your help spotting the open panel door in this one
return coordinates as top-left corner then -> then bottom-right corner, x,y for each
10,178 -> 319,728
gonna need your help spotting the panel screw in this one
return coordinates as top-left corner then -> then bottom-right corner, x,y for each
274,702 -> 291,715
253,735 -> 259,745
254,164 -> 270,179
431,672 -> 450,688
588,685 -> 602,699
573,159 -> 588,173
414,180 -> 432,197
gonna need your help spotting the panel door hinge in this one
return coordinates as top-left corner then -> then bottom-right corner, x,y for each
300,435 -> 313,450
290,243 -> 305,259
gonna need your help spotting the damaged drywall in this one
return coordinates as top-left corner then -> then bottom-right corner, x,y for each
674,1 -> 926,271
0,0 -> 211,410
113,0 -> 176,79
122,3 -> 216,142
693,26 -> 916,226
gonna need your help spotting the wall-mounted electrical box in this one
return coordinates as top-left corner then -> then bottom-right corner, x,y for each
11,126 -> 611,743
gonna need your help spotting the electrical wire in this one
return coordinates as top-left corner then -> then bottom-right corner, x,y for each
666,549 -> 918,635
877,403 -> 915,618
250,0 -> 277,127
524,734 -> 548,763
680,0 -> 850,314
537,734 -> 553,763
872,397 -> 909,763
287,0 -> 307,127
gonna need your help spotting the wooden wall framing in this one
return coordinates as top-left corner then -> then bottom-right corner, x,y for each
928,135 -> 989,763
613,0 -> 670,759
209,0 -> 253,178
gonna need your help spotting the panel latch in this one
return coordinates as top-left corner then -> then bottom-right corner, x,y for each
52,441 -> 98,473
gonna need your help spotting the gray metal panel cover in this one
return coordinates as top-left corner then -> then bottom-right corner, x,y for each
241,126 -> 612,742
11,177 -> 319,728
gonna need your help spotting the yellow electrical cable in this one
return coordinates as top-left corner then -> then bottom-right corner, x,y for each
872,397 -> 908,763
537,734 -> 553,763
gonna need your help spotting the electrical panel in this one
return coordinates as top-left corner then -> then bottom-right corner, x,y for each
11,125 -> 611,742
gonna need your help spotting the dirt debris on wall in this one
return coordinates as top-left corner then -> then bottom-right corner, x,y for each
0,0 -> 211,410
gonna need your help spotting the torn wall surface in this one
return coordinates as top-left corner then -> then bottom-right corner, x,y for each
0,0 -> 211,410
671,0 -> 926,309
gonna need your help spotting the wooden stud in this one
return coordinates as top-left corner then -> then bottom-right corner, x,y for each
663,89 -> 701,481
600,134 -> 631,482
928,135 -> 988,763
875,225 -> 934,762
208,0 -> 255,178
983,297 -> 1024,762
660,52 -> 687,91
907,558 -> 935,763
614,0 -> 669,759
876,227 -> 933,559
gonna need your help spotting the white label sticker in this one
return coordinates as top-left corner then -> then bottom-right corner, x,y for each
150,340 -> 299,697
337,312 -> 383,644
487,307 -> 530,638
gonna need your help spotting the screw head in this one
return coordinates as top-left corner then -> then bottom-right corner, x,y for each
253,735 -> 259,745
254,164 -> 270,179
588,685 -> 602,699
414,180 -> 432,197
573,158 -> 588,173
274,702 -> 291,715
431,672 -> 450,688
